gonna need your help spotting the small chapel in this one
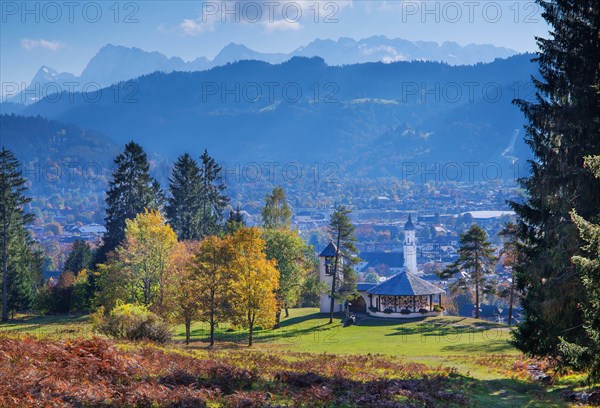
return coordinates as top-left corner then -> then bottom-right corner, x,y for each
319,214 -> 445,319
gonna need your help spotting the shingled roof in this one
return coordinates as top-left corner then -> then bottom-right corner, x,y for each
366,272 -> 444,296
319,242 -> 337,257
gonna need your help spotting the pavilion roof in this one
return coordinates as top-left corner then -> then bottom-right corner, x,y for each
366,272 -> 445,296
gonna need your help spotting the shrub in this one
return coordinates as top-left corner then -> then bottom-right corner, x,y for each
92,303 -> 172,343
400,309 -> 411,315
368,306 -> 378,313
433,305 -> 445,313
419,308 -> 429,314
383,308 -> 393,314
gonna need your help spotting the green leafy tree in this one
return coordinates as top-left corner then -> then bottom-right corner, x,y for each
96,142 -> 162,264
166,153 -> 202,240
560,156 -> 600,382
263,228 -> 314,325
198,150 -> 228,238
327,205 -> 359,324
98,210 -> 177,312
510,0 -> 600,360
439,225 -> 495,319
261,187 -> 292,229
1,147 -> 34,321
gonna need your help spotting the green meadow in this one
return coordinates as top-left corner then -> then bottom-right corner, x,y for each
0,308 -> 592,407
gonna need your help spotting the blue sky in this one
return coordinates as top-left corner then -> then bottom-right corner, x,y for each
1,1 -> 549,87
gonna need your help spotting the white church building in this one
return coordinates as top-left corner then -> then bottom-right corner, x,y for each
319,214 -> 445,319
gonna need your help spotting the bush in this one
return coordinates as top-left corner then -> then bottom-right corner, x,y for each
400,309 -> 411,315
433,305 -> 445,313
383,308 -> 394,314
92,303 -> 172,343
368,306 -> 378,313
419,308 -> 429,314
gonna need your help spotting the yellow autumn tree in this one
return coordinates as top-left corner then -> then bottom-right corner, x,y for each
228,227 -> 279,346
189,235 -> 232,347
116,209 -> 177,310
164,240 -> 201,344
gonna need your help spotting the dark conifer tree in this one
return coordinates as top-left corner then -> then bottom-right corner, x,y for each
225,206 -> 246,235
327,205 -> 359,324
198,149 -> 228,238
63,240 -> 94,275
0,147 -> 35,321
439,225 -> 496,319
510,0 -> 600,360
96,142 -> 161,264
166,153 -> 202,240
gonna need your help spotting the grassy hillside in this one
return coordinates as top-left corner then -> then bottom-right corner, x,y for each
0,308 -> 591,407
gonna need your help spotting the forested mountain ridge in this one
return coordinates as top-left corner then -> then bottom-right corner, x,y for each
20,54 -> 536,180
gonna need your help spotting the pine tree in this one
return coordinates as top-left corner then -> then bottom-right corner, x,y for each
261,187 -> 292,229
225,206 -> 245,235
198,150 -> 228,238
166,153 -> 202,240
498,223 -> 520,326
327,205 -> 359,324
510,0 -> 600,359
63,240 -> 94,275
560,156 -> 600,382
439,225 -> 495,319
0,147 -> 34,321
96,142 -> 161,264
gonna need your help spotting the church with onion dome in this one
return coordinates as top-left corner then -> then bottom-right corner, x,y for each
319,214 -> 445,318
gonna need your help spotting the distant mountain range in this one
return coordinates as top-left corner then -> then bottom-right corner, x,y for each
5,37 -> 517,105
12,54 -> 536,181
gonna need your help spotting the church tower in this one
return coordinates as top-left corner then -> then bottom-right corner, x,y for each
318,242 -> 345,313
403,214 -> 419,275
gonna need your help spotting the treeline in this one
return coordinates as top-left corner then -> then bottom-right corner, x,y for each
0,142 -> 334,346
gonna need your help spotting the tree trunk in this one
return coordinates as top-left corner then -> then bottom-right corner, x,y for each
274,308 -> 281,329
185,318 -> 191,345
2,209 -> 8,322
329,232 -> 342,324
248,322 -> 254,347
209,310 -> 215,347
475,278 -> 480,319
284,304 -> 289,318
508,271 -> 515,326
474,249 -> 480,319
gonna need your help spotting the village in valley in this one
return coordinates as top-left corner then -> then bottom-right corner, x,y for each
1,0 -> 599,406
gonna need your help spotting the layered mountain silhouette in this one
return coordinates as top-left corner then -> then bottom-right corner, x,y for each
6,37 -> 517,105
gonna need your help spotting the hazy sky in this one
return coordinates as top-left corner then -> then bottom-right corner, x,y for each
1,0 -> 550,88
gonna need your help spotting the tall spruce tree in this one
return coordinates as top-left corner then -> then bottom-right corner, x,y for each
166,153 -> 202,240
0,147 -> 34,321
198,149 -> 228,238
96,142 -> 161,264
327,205 -> 358,324
561,156 -> 600,382
510,0 -> 600,360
